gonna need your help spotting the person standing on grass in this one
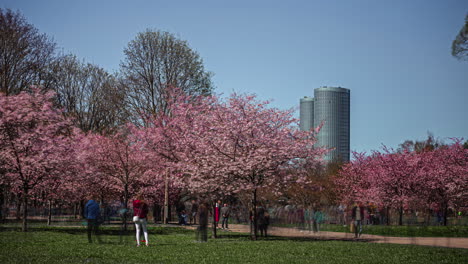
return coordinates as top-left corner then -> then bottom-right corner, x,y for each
214,200 -> 221,228
133,195 -> 149,247
257,207 -> 270,237
313,206 -> 324,233
190,199 -> 198,225
352,202 -> 365,238
304,206 -> 313,232
84,195 -> 102,243
197,202 -> 209,242
221,203 -> 230,229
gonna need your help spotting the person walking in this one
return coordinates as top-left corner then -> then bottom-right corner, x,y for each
221,203 -> 230,229
257,206 -> 270,237
304,206 -> 313,232
197,202 -> 209,242
84,195 -> 102,243
190,199 -> 198,225
352,202 -> 365,238
133,195 -> 149,247
214,200 -> 221,228
313,206 -> 324,233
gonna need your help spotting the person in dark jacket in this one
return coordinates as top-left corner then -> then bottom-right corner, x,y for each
196,202 -> 209,242
84,195 -> 102,243
257,205 -> 270,237
133,195 -> 149,246
221,203 -> 230,229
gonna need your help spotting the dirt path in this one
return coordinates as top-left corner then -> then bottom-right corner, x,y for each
218,224 -> 468,249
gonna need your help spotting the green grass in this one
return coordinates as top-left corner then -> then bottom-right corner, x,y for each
0,226 -> 467,264
270,223 -> 468,237
321,224 -> 468,237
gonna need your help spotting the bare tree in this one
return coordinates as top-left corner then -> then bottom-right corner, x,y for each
120,29 -> 213,123
398,132 -> 444,153
452,14 -> 468,60
0,8 -> 56,95
51,54 -> 127,133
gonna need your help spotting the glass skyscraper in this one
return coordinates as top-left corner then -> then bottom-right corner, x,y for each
300,86 -> 350,162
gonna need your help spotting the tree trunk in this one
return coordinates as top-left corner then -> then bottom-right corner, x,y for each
250,189 -> 258,240
386,207 -> 390,225
164,169 -> 169,224
153,203 -> 161,224
0,184 -> 4,222
426,207 -> 431,226
443,203 -> 448,226
22,188 -> 28,232
73,203 -> 78,219
16,194 -> 21,220
398,206 -> 403,226
160,205 -> 164,224
47,200 -> 52,226
123,184 -> 129,231
79,200 -> 85,219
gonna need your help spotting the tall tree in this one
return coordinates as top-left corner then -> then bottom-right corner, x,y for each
418,141 -> 468,226
78,131 -> 147,230
0,88 -> 75,231
120,29 -> 213,123
452,14 -> 468,60
174,93 -> 327,239
0,9 -> 56,95
51,54 -> 127,133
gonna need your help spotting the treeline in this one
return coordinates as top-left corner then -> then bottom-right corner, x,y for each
0,8 -> 213,132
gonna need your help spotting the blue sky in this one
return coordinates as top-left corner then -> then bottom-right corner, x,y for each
2,0 -> 467,153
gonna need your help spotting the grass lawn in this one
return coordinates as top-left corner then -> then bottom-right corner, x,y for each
270,223 -> 468,237
0,226 -> 467,264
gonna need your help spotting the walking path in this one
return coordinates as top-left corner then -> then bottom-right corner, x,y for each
218,224 -> 468,249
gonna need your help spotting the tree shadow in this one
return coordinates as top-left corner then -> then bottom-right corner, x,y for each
267,235 -> 379,243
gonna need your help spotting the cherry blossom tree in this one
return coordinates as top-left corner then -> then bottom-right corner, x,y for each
173,93 -> 327,239
78,131 -> 147,229
417,140 -> 468,225
0,88 -> 75,231
336,140 -> 468,226
133,90 -> 327,239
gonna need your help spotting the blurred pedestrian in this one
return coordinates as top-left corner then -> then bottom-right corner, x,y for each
84,195 -> 102,243
197,202 -> 209,242
180,210 -> 188,225
257,205 -> 270,237
214,200 -> 221,228
304,206 -> 313,232
352,202 -> 365,238
221,203 -> 230,229
313,206 -> 324,233
133,195 -> 149,247
190,199 -> 198,225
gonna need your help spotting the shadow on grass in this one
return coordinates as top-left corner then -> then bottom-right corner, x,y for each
0,225 -> 193,236
215,232 -> 378,244
266,235 -> 378,243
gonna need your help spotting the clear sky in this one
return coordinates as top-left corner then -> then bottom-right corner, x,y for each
2,0 -> 467,153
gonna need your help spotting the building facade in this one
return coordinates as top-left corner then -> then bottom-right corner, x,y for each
300,86 -> 350,162
299,96 -> 314,132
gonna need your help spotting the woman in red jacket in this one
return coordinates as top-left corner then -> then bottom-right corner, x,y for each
133,195 -> 149,246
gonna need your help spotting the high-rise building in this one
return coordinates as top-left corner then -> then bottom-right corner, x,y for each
299,96 -> 314,132
300,86 -> 350,162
